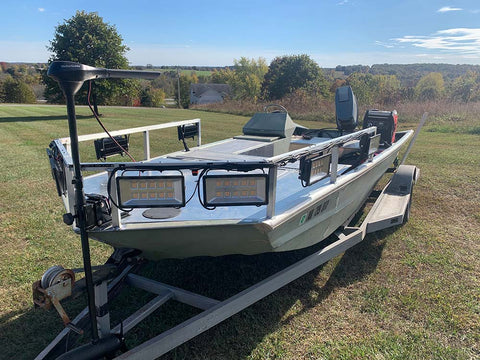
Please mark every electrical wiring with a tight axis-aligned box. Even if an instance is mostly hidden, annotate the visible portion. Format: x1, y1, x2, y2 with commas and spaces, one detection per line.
87, 80, 136, 162
196, 169, 216, 210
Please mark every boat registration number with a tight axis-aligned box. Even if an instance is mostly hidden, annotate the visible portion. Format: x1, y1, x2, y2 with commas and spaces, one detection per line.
299, 196, 336, 226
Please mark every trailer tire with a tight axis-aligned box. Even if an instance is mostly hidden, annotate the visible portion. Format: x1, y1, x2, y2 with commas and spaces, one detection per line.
403, 184, 413, 224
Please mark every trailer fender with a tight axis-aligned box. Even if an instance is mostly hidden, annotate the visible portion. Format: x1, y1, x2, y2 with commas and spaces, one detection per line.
385, 165, 419, 196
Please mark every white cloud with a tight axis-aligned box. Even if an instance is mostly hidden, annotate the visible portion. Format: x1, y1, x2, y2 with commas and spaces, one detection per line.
375, 40, 394, 48
337, 0, 348, 5
437, 6, 462, 13
38, 7, 45, 12
310, 51, 480, 66
394, 28, 480, 54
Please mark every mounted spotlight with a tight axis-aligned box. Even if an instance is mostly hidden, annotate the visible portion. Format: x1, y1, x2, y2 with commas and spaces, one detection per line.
117, 176, 185, 208
203, 174, 269, 207
300, 153, 331, 186
94, 135, 129, 160
177, 123, 199, 141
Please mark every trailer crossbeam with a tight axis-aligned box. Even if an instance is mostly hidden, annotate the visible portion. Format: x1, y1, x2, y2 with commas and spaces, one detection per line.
114, 228, 364, 359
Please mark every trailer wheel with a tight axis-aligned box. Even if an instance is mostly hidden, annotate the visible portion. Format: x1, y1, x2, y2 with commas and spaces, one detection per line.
403, 184, 413, 224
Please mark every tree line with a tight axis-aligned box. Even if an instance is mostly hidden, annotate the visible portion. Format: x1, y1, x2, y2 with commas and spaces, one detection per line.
1, 11, 479, 108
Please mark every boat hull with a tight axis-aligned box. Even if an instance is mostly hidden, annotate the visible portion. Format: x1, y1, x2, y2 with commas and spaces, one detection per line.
89, 136, 405, 260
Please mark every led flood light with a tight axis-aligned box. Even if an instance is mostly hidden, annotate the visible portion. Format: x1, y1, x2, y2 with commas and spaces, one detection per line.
203, 174, 268, 206
117, 176, 185, 208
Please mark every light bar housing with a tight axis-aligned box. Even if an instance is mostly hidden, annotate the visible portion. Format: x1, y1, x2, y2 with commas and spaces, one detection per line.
300, 153, 331, 186
203, 174, 269, 207
117, 176, 185, 208
177, 123, 199, 140
94, 135, 129, 160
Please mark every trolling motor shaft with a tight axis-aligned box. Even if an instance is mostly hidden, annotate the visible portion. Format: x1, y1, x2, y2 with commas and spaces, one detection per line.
46, 61, 161, 344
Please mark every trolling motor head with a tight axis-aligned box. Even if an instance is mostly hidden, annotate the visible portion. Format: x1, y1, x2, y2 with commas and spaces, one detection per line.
48, 61, 161, 96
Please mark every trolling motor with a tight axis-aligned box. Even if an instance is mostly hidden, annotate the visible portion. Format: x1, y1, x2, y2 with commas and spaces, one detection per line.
39, 61, 160, 358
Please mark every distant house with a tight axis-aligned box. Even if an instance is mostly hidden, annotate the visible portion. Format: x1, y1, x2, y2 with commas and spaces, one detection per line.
190, 84, 231, 105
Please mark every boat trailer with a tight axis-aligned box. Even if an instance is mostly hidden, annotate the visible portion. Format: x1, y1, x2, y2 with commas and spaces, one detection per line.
34, 62, 426, 359
34, 162, 419, 360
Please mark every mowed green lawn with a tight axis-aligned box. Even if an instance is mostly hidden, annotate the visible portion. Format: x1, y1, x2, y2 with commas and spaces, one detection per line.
0, 104, 478, 359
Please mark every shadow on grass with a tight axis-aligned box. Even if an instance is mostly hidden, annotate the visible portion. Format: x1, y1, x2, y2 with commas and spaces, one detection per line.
158, 231, 392, 360
0, 229, 391, 360
0, 115, 92, 123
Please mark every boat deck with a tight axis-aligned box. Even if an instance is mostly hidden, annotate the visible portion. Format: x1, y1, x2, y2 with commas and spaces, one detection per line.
83, 134, 358, 225
84, 156, 352, 225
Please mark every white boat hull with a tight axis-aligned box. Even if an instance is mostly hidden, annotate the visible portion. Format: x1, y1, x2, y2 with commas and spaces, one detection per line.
89, 132, 408, 260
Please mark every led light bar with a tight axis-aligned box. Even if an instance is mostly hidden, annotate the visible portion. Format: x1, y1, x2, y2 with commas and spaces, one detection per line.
117, 176, 185, 208
368, 133, 381, 155
203, 174, 269, 207
300, 153, 331, 186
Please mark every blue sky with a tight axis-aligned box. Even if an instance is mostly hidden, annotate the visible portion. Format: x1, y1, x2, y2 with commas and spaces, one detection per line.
2, 0, 480, 67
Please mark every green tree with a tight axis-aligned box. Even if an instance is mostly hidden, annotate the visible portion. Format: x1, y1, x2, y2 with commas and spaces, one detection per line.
261, 54, 329, 100
414, 72, 445, 101
346, 73, 377, 105
190, 72, 199, 84
44, 11, 136, 111
449, 71, 480, 102
375, 75, 401, 104
140, 86, 165, 107
0, 80, 5, 102
346, 73, 400, 105
197, 74, 210, 84
211, 68, 234, 84
151, 73, 176, 97
229, 57, 268, 102
2, 78, 36, 103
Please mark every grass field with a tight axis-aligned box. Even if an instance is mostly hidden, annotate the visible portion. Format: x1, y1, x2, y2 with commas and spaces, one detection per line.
0, 104, 478, 360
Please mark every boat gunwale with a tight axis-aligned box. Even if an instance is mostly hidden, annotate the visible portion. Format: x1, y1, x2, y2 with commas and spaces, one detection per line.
88, 130, 413, 234
60, 127, 381, 172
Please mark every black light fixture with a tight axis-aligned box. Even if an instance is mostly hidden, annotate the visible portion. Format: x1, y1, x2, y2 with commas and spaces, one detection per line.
300, 153, 331, 186
94, 135, 129, 160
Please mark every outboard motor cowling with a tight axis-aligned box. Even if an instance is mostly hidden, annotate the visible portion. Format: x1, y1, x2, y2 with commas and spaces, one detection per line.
363, 109, 398, 146
335, 86, 358, 132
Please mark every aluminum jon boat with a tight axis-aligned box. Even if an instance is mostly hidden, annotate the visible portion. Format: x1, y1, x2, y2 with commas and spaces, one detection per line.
33, 62, 421, 360
46, 63, 413, 261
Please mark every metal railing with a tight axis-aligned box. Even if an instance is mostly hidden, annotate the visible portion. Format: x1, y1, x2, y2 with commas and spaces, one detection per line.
59, 119, 201, 162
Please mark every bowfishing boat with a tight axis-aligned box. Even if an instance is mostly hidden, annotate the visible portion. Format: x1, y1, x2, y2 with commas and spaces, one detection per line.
46, 62, 413, 261
33, 61, 422, 360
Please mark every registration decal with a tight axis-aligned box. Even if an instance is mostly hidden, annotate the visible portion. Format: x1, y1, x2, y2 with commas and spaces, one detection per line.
298, 198, 333, 226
